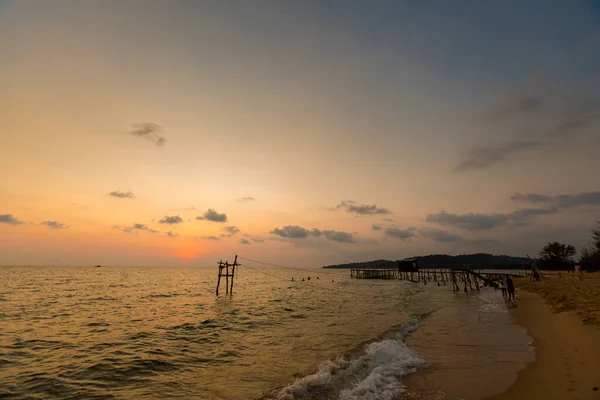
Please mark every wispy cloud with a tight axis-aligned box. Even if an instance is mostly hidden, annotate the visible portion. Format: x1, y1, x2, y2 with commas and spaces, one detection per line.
457, 81, 599, 172
336, 200, 391, 215
425, 207, 557, 231
223, 226, 240, 236
455, 141, 543, 172
159, 215, 183, 225
196, 209, 227, 222
251, 237, 264, 243
111, 223, 158, 234
372, 224, 382, 231
323, 230, 355, 243
109, 191, 135, 199
199, 235, 220, 240
129, 123, 166, 146
384, 227, 416, 240
418, 228, 463, 243
165, 231, 179, 238
0, 214, 24, 225
41, 221, 68, 230
237, 197, 255, 202
240, 238, 251, 245
511, 191, 600, 209
132, 223, 158, 233
270, 225, 318, 239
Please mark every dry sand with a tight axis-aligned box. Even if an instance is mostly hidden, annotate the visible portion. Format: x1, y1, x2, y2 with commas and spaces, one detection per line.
490, 272, 600, 400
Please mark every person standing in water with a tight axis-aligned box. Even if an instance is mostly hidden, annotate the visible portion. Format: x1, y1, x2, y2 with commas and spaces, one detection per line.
499, 279, 507, 301
506, 277, 515, 303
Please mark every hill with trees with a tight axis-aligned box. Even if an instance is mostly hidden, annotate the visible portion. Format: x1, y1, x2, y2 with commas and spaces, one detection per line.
322, 253, 528, 270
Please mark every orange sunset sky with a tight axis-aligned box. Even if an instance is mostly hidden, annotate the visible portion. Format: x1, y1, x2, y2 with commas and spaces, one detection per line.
1, 1, 599, 267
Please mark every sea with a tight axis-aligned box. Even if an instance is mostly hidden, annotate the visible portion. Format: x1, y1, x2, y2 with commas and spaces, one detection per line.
0, 265, 534, 400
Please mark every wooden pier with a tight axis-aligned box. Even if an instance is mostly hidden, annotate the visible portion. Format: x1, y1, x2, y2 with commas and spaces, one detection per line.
350, 266, 526, 292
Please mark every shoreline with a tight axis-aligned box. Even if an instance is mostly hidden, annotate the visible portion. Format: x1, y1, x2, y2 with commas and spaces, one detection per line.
488, 278, 600, 400
403, 274, 600, 400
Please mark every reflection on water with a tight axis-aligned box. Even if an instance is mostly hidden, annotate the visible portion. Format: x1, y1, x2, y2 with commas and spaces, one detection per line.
0, 266, 425, 399
0, 266, 531, 399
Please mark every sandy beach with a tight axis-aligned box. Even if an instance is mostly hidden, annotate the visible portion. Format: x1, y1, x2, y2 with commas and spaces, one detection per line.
404, 272, 600, 400
490, 272, 600, 400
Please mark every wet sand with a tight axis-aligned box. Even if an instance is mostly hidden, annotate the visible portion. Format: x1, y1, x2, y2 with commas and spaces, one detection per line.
490, 274, 600, 400
404, 273, 600, 400
403, 288, 534, 400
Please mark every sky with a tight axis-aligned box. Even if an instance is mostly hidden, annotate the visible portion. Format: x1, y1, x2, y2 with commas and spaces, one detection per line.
1, 0, 599, 267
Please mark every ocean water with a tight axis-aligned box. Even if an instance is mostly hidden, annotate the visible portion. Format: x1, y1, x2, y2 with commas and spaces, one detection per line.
0, 266, 532, 400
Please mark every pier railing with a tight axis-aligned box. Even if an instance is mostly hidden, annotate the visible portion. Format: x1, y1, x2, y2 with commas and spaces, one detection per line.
350, 267, 526, 292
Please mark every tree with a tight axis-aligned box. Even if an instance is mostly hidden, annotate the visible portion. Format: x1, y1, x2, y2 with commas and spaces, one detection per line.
539, 241, 576, 263
592, 221, 600, 252
579, 221, 600, 272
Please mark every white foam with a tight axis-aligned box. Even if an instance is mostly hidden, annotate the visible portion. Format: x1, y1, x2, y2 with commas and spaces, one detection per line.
274, 358, 349, 400
272, 320, 425, 400
339, 338, 425, 400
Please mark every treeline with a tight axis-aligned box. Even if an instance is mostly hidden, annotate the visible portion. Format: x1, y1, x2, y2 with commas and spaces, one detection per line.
539, 221, 600, 272
323, 253, 528, 270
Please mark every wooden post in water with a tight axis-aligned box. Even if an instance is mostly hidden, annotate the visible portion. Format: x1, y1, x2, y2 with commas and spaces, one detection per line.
229, 255, 238, 294
215, 255, 239, 296
216, 260, 223, 295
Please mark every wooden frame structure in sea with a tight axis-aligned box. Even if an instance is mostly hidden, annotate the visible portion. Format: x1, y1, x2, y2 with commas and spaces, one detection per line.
350, 259, 526, 292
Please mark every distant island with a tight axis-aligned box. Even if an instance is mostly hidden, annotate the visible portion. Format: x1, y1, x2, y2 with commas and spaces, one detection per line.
322, 253, 529, 270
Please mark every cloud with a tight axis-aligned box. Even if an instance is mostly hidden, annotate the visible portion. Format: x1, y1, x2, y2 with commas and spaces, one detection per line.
550, 98, 600, 138
270, 225, 310, 238
240, 238, 251, 245
511, 191, 600, 209
132, 223, 158, 233
109, 191, 135, 199
41, 221, 68, 229
111, 223, 158, 234
199, 235, 220, 240
426, 211, 508, 231
196, 209, 227, 222
0, 214, 24, 225
458, 84, 600, 172
223, 226, 240, 235
426, 207, 558, 231
455, 141, 544, 172
336, 200, 391, 215
418, 228, 463, 243
382, 218, 394, 222
384, 227, 416, 240
237, 197, 255, 202
490, 96, 543, 121
309, 228, 322, 237
372, 224, 382, 231
159, 215, 183, 224
251, 237, 264, 243
129, 123, 166, 146
165, 231, 178, 238
323, 230, 355, 243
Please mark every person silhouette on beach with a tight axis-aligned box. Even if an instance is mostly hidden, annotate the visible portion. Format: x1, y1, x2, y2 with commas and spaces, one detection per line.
506, 277, 515, 303
499, 279, 507, 301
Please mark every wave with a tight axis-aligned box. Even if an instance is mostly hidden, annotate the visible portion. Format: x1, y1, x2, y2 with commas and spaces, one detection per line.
267, 319, 425, 400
